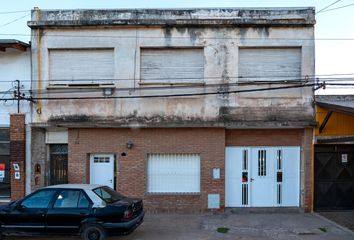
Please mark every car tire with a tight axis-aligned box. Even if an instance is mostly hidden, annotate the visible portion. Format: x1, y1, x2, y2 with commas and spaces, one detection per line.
81, 224, 106, 240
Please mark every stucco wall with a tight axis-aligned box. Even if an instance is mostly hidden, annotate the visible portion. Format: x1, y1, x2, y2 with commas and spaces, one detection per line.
0, 49, 31, 125
30, 25, 315, 128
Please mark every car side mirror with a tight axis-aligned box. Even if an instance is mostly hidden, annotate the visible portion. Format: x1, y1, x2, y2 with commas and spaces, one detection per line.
15, 203, 25, 211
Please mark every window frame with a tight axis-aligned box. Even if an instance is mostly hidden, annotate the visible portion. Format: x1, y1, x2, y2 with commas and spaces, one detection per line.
146, 153, 201, 195
19, 189, 58, 209
139, 47, 205, 86
51, 189, 93, 209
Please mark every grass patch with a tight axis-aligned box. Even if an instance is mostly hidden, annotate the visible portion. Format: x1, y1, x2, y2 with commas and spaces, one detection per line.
217, 227, 230, 234
318, 227, 327, 232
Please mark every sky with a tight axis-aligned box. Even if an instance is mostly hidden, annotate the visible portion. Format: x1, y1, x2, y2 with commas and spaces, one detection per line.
0, 0, 353, 94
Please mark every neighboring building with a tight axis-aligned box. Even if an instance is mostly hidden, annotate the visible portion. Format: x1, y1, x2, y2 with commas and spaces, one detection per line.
27, 8, 316, 212
0, 39, 31, 202
314, 95, 354, 210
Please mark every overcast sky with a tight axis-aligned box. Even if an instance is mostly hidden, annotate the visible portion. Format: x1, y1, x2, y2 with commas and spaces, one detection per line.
1, 0, 353, 94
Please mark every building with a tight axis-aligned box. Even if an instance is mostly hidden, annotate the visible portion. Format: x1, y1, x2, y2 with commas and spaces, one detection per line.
26, 8, 316, 212
314, 95, 354, 210
0, 39, 31, 202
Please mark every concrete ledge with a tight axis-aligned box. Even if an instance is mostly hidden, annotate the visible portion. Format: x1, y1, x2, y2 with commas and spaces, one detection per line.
28, 8, 315, 28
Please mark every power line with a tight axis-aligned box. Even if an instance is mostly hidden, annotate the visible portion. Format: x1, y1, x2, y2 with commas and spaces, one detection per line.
18, 83, 320, 100
0, 10, 29, 15
318, 3, 354, 13
2, 75, 354, 83
0, 13, 30, 28
2, 82, 353, 102
316, 0, 343, 14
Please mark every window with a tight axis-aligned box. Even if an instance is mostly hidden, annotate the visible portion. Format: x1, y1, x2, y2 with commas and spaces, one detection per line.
93, 186, 125, 204
21, 190, 57, 208
140, 48, 204, 85
53, 190, 90, 208
239, 48, 301, 81
147, 153, 200, 193
258, 150, 266, 176
49, 49, 114, 86
78, 192, 90, 208
0, 128, 9, 142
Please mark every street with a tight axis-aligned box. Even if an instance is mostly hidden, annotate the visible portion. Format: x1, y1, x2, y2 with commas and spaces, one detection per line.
7, 212, 354, 240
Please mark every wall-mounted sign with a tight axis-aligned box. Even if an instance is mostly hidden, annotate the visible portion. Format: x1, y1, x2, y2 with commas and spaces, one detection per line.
342, 154, 348, 164
0, 163, 5, 179
13, 163, 19, 171
15, 172, 20, 180
213, 168, 220, 179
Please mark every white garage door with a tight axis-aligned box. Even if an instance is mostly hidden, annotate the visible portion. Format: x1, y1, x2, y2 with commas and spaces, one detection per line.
225, 147, 300, 207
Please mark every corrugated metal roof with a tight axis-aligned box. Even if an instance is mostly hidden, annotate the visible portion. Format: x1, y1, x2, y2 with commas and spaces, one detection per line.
0, 39, 30, 51
316, 95, 354, 115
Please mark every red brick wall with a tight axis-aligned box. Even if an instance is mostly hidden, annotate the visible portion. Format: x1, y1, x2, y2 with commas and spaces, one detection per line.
68, 128, 225, 212
10, 114, 26, 200
226, 129, 303, 146
302, 128, 313, 212
226, 128, 313, 212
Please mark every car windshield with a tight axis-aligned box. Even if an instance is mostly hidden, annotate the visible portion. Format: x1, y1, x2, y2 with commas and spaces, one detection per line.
93, 186, 125, 203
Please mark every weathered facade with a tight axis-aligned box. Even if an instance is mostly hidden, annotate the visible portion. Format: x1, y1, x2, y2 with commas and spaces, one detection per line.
28, 8, 316, 212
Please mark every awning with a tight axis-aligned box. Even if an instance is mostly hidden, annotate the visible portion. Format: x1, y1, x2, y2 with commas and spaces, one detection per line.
0, 39, 30, 52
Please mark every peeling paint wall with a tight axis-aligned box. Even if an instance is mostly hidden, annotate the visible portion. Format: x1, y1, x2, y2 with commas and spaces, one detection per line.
29, 9, 315, 128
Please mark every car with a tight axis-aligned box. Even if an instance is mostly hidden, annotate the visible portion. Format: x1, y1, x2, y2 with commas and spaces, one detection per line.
0, 184, 144, 240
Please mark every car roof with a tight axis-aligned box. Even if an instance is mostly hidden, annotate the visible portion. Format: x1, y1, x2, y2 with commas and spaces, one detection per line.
44, 184, 105, 190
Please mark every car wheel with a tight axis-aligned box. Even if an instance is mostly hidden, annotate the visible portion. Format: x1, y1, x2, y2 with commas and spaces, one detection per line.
81, 224, 106, 240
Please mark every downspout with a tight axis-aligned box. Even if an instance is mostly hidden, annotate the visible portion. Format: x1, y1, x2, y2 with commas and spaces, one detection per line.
35, 7, 41, 115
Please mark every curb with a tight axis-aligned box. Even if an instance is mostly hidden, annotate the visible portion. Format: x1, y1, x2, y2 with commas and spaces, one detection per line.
313, 213, 354, 236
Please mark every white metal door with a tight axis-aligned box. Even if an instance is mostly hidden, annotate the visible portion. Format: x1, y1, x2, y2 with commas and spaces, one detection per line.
90, 154, 114, 189
250, 148, 276, 207
225, 147, 300, 207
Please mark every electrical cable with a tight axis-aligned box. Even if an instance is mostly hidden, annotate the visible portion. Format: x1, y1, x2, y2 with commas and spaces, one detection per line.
1, 83, 319, 101
316, 0, 343, 14
318, 3, 354, 13
0, 13, 31, 28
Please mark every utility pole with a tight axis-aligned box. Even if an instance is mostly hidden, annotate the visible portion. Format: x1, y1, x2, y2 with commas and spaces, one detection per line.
14, 80, 25, 113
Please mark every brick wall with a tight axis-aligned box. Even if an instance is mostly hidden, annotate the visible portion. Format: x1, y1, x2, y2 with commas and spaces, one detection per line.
226, 129, 303, 146
225, 128, 313, 212
68, 128, 225, 212
10, 114, 26, 200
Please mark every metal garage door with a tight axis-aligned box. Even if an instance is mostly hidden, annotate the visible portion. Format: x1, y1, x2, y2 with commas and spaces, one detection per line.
314, 145, 354, 210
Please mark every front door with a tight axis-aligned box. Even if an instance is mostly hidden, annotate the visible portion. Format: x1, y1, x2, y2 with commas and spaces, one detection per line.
250, 148, 276, 207
90, 154, 114, 189
225, 147, 300, 207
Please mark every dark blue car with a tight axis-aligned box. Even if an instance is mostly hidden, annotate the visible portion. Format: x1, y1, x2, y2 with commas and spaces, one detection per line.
0, 184, 144, 240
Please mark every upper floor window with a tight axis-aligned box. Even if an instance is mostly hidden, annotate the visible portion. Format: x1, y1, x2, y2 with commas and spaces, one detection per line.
140, 48, 204, 85
238, 47, 301, 82
49, 49, 114, 87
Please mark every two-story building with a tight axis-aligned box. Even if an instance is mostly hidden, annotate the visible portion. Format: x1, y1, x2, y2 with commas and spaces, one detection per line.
0, 39, 31, 202
27, 8, 316, 212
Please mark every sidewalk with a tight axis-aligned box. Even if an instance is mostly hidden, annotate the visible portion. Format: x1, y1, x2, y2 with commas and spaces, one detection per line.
119, 212, 354, 240
7, 211, 354, 240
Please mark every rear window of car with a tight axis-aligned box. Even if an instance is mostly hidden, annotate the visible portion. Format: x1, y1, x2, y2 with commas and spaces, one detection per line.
93, 186, 125, 204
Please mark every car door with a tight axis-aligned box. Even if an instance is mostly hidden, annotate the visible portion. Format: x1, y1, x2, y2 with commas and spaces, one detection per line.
46, 189, 92, 235
3, 189, 57, 234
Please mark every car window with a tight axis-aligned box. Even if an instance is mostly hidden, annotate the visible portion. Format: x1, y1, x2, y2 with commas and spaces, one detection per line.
54, 190, 80, 208
21, 190, 57, 208
78, 192, 90, 208
93, 186, 125, 204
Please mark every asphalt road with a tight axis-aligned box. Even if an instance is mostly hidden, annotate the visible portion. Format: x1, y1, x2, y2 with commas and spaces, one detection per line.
6, 212, 354, 240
